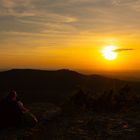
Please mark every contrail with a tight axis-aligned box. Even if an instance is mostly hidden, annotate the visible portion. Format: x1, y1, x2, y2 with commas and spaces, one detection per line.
114, 48, 134, 52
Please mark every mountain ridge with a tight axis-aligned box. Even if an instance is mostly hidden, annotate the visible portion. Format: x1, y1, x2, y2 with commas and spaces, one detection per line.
0, 69, 139, 103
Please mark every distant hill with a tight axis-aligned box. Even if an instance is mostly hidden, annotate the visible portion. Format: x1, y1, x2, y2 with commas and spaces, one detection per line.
0, 69, 85, 91
0, 69, 139, 103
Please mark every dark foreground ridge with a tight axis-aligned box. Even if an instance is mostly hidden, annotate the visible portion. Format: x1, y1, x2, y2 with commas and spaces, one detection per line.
0, 88, 140, 140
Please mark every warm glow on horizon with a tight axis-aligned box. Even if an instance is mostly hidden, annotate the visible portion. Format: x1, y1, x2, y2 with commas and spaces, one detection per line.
102, 46, 118, 61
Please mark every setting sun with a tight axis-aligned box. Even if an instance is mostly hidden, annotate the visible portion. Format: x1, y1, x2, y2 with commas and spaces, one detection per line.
102, 46, 118, 61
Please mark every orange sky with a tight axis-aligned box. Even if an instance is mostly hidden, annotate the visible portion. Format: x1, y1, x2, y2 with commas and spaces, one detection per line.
0, 0, 140, 73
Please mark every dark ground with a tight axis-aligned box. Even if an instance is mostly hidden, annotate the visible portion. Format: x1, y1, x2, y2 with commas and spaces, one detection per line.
0, 99, 140, 140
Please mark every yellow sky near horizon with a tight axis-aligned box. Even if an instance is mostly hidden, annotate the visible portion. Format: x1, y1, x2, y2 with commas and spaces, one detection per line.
0, 35, 139, 72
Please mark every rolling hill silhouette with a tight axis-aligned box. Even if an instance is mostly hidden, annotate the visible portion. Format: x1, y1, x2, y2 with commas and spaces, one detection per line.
0, 69, 139, 104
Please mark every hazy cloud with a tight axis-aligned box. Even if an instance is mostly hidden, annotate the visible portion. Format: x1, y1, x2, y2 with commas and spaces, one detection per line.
0, 0, 140, 47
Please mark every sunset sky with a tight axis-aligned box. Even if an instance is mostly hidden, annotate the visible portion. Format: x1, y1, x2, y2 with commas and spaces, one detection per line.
0, 0, 140, 73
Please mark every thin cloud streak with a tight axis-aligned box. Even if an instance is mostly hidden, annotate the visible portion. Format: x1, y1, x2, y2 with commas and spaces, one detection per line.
114, 48, 135, 52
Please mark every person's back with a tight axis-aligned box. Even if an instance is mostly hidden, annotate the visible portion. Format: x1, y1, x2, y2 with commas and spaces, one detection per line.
0, 90, 38, 129
0, 91, 22, 129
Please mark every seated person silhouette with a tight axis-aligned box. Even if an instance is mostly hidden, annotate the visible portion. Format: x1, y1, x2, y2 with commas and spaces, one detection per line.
0, 90, 37, 129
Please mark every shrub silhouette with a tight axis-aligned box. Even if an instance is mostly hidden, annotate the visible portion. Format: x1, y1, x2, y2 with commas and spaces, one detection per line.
64, 85, 138, 113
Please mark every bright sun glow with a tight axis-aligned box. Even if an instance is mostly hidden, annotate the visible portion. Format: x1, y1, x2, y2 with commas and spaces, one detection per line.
102, 46, 118, 60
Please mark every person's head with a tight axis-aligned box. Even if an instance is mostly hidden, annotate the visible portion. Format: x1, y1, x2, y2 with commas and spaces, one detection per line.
7, 90, 17, 101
